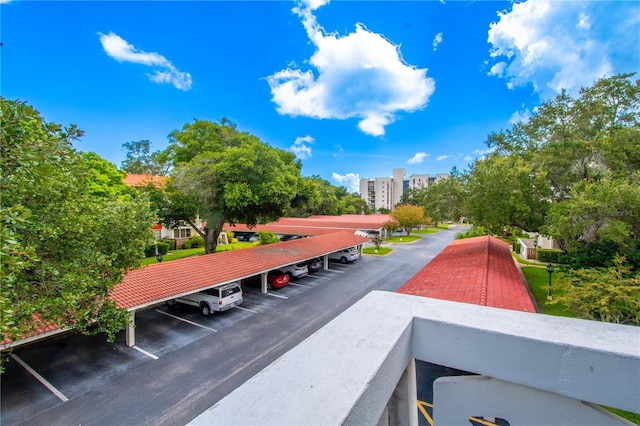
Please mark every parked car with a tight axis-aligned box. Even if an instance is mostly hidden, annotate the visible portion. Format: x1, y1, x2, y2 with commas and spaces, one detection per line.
279, 234, 302, 242
167, 282, 243, 316
243, 270, 290, 289
278, 263, 309, 279
234, 231, 259, 242
305, 257, 322, 273
329, 247, 360, 264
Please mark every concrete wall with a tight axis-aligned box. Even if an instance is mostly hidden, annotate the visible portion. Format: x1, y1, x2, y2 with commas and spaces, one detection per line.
190, 291, 639, 425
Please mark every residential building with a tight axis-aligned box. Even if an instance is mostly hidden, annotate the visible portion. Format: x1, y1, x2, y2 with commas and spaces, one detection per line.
360, 168, 450, 211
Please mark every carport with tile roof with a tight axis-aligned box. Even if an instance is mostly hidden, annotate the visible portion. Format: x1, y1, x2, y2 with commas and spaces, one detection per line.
111, 231, 369, 346
397, 235, 536, 313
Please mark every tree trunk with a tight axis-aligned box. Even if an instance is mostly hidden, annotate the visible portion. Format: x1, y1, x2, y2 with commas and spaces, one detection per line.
204, 221, 224, 254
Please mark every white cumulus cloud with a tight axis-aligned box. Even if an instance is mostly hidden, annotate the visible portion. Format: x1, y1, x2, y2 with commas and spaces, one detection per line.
267, 1, 435, 137
432, 32, 443, 51
290, 135, 315, 160
436, 155, 450, 161
407, 152, 429, 165
487, 0, 639, 97
99, 32, 192, 91
509, 105, 532, 124
332, 172, 360, 193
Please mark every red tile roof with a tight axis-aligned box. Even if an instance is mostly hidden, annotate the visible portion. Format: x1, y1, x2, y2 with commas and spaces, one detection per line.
111, 231, 369, 310
397, 236, 536, 313
224, 214, 392, 236
123, 174, 167, 188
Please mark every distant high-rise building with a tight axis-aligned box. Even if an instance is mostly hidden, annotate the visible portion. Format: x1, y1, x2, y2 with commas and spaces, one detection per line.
359, 168, 449, 212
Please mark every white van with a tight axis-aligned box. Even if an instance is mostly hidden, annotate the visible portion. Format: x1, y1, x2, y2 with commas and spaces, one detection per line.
168, 282, 243, 316
329, 247, 360, 264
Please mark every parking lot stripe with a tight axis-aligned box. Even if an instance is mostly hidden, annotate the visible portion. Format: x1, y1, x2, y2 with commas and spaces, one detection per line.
10, 354, 69, 402
324, 269, 345, 273
235, 305, 258, 314
266, 292, 288, 300
154, 309, 218, 332
307, 275, 332, 281
287, 282, 311, 288
132, 345, 159, 360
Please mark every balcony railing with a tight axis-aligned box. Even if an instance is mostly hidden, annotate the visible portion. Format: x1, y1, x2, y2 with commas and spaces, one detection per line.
189, 291, 640, 425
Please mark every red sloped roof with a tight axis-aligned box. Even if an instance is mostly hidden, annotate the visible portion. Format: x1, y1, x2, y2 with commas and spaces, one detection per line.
123, 174, 167, 188
224, 214, 392, 236
398, 236, 536, 313
111, 231, 369, 310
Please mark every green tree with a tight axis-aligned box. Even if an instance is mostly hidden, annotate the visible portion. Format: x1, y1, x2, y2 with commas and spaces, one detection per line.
121, 139, 171, 176
390, 205, 424, 236
420, 176, 464, 225
555, 256, 640, 325
1, 99, 155, 344
338, 193, 371, 215
79, 152, 130, 198
167, 119, 302, 254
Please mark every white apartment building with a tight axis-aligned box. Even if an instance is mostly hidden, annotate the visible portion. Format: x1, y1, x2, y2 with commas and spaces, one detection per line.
360, 168, 449, 211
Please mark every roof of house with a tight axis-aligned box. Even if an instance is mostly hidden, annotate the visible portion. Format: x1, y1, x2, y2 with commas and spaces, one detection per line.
111, 231, 369, 310
397, 236, 536, 313
123, 174, 167, 188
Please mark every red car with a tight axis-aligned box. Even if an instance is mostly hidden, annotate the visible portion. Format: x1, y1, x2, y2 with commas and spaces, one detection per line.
243, 270, 290, 289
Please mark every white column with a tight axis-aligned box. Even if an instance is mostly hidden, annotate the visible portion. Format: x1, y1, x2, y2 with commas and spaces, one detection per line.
385, 358, 418, 426
261, 273, 268, 294
126, 311, 135, 347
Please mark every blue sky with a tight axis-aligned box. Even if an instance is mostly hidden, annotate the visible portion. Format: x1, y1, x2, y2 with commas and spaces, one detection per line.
2, 0, 638, 192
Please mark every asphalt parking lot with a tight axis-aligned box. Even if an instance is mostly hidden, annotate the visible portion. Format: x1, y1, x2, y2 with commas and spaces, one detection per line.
1, 228, 464, 425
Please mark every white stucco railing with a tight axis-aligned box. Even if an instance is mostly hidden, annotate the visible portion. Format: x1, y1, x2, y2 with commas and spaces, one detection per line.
189, 291, 640, 426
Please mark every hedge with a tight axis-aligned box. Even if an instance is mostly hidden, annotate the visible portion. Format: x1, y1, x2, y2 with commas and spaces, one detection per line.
144, 241, 170, 257
536, 248, 564, 263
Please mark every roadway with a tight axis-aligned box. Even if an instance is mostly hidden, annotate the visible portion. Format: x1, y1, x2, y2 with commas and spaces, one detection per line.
1, 226, 465, 426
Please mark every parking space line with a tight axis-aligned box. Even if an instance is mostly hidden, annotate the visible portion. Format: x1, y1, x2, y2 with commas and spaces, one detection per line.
307, 275, 332, 281
235, 305, 258, 314
324, 268, 345, 273
154, 309, 218, 332
10, 354, 69, 402
287, 282, 311, 288
132, 345, 159, 360
266, 292, 288, 300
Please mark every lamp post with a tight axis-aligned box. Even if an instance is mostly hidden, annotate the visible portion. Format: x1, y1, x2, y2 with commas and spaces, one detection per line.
155, 241, 163, 263
546, 263, 554, 301
533, 234, 538, 260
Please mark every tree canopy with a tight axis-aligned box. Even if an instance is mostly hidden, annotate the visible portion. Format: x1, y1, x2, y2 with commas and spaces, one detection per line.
164, 119, 303, 253
390, 205, 424, 236
1, 98, 155, 344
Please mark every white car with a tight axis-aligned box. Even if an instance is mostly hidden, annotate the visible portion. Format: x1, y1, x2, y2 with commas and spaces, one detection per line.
278, 263, 309, 279
329, 247, 360, 264
168, 282, 243, 316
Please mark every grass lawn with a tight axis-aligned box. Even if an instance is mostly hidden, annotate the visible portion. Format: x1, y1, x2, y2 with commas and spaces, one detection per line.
521, 266, 574, 318
511, 252, 546, 266
141, 241, 257, 265
363, 247, 393, 255
413, 228, 439, 235
384, 235, 422, 243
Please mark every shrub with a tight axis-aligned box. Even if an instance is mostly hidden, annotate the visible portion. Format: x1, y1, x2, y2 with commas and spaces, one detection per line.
161, 239, 176, 250
144, 241, 169, 257
257, 231, 280, 245
537, 249, 563, 263
189, 235, 205, 248
455, 226, 489, 240
231, 238, 239, 243
182, 239, 193, 249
